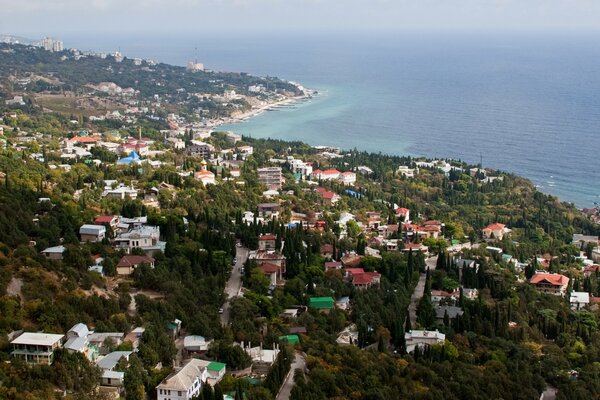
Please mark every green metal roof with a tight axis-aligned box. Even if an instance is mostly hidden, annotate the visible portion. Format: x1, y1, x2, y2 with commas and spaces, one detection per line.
278, 335, 300, 345
309, 296, 334, 309
208, 361, 226, 372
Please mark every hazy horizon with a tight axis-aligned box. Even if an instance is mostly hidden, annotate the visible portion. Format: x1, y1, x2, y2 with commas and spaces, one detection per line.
2, 0, 600, 38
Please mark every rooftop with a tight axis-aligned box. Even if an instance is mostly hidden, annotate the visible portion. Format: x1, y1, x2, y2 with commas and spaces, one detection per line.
11, 332, 64, 346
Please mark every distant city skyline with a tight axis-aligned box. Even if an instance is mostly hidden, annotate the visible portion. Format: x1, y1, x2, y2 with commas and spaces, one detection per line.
1, 0, 600, 37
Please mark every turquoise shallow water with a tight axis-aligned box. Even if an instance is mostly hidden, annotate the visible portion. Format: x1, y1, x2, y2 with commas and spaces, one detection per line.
65, 32, 600, 207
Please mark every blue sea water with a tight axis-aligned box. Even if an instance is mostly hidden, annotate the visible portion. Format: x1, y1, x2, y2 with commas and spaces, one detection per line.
64, 32, 600, 207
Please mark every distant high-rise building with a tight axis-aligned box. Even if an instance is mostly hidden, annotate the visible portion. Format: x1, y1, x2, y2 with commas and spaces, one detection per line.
258, 167, 283, 190
41, 37, 64, 52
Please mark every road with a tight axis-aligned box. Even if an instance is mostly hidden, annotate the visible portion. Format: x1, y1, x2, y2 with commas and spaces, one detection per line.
408, 255, 438, 326
276, 352, 306, 400
220, 246, 249, 326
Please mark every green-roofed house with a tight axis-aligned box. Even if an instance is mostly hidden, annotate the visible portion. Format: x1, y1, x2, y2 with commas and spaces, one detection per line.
309, 297, 335, 313
279, 335, 300, 345
206, 361, 226, 385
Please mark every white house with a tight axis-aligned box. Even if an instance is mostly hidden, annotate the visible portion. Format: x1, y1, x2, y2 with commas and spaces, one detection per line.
156, 358, 209, 400
11, 332, 65, 365
570, 291, 590, 310
405, 330, 446, 353
339, 171, 357, 185
79, 224, 107, 242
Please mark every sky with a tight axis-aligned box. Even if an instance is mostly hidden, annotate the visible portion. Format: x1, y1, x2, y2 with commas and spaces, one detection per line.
1, 0, 600, 37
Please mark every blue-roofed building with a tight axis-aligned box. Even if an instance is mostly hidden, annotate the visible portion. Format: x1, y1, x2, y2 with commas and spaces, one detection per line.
117, 151, 142, 165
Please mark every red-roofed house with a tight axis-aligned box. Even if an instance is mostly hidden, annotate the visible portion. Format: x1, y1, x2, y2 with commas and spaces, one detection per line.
314, 169, 341, 181
94, 215, 120, 230
320, 244, 334, 259
483, 223, 511, 241
352, 272, 381, 289
530, 273, 570, 296
402, 242, 429, 255
259, 262, 285, 286
258, 234, 277, 251
395, 208, 410, 223
340, 171, 356, 185
319, 190, 340, 205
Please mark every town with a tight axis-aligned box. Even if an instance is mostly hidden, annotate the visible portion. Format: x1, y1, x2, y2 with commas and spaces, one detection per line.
0, 40, 599, 400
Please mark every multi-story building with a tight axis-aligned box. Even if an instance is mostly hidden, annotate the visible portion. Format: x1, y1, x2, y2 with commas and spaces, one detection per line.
11, 332, 64, 365
258, 167, 282, 190
156, 359, 209, 400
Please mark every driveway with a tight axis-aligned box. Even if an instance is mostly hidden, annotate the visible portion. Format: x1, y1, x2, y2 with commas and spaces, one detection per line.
220, 246, 249, 326
276, 352, 306, 400
408, 255, 437, 326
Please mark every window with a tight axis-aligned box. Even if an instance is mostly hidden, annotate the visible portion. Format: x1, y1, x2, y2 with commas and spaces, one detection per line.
178, 391, 182, 396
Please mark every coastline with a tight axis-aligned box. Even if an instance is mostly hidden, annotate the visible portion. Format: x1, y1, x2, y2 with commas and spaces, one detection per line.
210, 86, 315, 132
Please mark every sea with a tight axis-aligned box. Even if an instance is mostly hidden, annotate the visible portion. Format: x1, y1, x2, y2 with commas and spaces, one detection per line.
63, 32, 600, 208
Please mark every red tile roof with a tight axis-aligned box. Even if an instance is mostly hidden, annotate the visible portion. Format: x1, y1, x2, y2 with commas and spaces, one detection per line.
259, 262, 281, 274
95, 215, 116, 224
530, 273, 569, 286
484, 223, 506, 231
259, 234, 277, 241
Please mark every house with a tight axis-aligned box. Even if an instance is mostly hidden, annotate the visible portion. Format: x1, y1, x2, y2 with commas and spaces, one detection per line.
64, 323, 97, 361
156, 358, 209, 400
96, 351, 132, 388
259, 262, 285, 286
309, 297, 335, 313
194, 170, 216, 186
325, 261, 342, 271
351, 271, 381, 289
341, 254, 363, 268
482, 223, 511, 241
258, 234, 277, 251
168, 319, 182, 339
402, 243, 429, 255
336, 325, 359, 346
572, 234, 599, 247
462, 288, 479, 301
405, 330, 445, 353
41, 245, 65, 260
530, 273, 570, 296
95, 215, 120, 230
344, 268, 381, 289
79, 224, 107, 242
204, 361, 226, 386
114, 226, 162, 255
103, 184, 138, 200
335, 296, 351, 310
313, 169, 340, 181
11, 332, 64, 365
183, 335, 211, 353
570, 291, 590, 310
116, 255, 155, 275
320, 244, 334, 259
319, 189, 340, 205
431, 290, 459, 305
87, 332, 125, 355
339, 171, 357, 185
258, 167, 283, 190
583, 265, 600, 277
395, 207, 410, 223
258, 203, 280, 219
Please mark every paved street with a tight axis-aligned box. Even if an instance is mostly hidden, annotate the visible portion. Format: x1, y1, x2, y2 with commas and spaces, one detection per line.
408, 255, 437, 326
276, 352, 306, 400
220, 246, 249, 326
